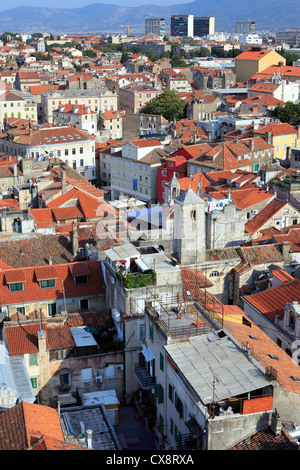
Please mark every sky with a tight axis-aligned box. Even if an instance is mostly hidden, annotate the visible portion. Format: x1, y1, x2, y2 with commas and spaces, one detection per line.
1, 0, 192, 9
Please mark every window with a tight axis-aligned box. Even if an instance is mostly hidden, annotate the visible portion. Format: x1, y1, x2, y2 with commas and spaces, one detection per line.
289, 311, 296, 330
175, 392, 183, 418
159, 415, 164, 434
72, 148, 76, 155
10, 282, 23, 292
82, 368, 92, 383
75, 275, 88, 284
170, 417, 174, 435
80, 147, 83, 154
65, 149, 68, 156
29, 354, 38, 366
59, 373, 70, 390
48, 303, 56, 316
169, 384, 174, 402
160, 353, 164, 371
40, 279, 56, 288
80, 298, 89, 310
137, 323, 145, 341
156, 384, 164, 404
209, 271, 219, 278
31, 377, 38, 389
149, 323, 154, 341
17, 306, 25, 314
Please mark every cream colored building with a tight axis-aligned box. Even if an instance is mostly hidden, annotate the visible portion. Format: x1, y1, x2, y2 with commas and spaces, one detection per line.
41, 88, 118, 124
235, 47, 286, 83
0, 90, 38, 129
110, 138, 164, 204
0, 125, 97, 182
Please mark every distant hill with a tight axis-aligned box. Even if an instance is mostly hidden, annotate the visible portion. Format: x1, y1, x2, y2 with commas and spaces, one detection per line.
0, 1, 299, 34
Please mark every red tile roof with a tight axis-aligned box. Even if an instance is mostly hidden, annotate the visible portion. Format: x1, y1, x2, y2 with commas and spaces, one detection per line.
253, 122, 297, 137
0, 259, 104, 307
245, 199, 288, 234
235, 48, 275, 61
0, 401, 65, 450
243, 278, 300, 321
224, 313, 300, 395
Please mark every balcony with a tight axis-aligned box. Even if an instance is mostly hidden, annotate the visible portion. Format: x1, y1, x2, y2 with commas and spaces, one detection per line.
134, 363, 156, 389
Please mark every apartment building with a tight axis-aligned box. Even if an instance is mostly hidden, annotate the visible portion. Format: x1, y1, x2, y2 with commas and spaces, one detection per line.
235, 20, 255, 34
253, 122, 300, 160
52, 104, 98, 134
235, 47, 286, 83
110, 138, 164, 204
41, 88, 118, 124
0, 125, 97, 182
119, 83, 161, 114
145, 18, 165, 37
98, 110, 125, 140
0, 90, 38, 128
275, 27, 300, 46
193, 17, 215, 37
170, 15, 194, 38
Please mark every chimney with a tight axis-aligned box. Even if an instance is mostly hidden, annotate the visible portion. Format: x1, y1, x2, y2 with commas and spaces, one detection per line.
61, 168, 67, 194
265, 130, 272, 144
270, 409, 282, 436
86, 429, 93, 449
72, 222, 79, 256
48, 255, 53, 265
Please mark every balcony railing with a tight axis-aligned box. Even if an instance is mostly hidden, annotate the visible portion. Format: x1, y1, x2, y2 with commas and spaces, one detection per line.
177, 433, 203, 451
134, 363, 156, 389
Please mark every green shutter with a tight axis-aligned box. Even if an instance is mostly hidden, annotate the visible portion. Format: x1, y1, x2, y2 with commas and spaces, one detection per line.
149, 324, 153, 341
170, 417, 174, 435
160, 352, 164, 371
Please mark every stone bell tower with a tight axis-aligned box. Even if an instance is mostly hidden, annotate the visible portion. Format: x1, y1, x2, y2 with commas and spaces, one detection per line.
173, 187, 206, 265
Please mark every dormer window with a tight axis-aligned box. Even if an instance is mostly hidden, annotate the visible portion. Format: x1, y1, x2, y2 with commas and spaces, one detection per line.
40, 279, 56, 289
5, 269, 26, 292
10, 282, 24, 292
289, 311, 296, 330
74, 275, 88, 285
35, 266, 58, 290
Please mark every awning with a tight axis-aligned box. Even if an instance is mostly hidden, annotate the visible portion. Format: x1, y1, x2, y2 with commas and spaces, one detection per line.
142, 345, 155, 362
135, 258, 151, 272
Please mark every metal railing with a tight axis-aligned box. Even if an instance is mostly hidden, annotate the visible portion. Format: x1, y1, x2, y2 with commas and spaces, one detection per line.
134, 363, 156, 389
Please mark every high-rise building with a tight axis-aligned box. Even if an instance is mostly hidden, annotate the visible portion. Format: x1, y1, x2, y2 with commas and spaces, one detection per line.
275, 27, 300, 46
235, 20, 255, 34
193, 17, 215, 37
170, 15, 194, 37
145, 18, 165, 37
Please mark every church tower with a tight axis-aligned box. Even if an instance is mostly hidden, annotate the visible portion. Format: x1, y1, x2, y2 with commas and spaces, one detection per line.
173, 187, 206, 265
163, 172, 180, 206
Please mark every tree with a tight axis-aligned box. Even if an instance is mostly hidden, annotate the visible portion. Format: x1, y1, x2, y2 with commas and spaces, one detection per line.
170, 55, 188, 68
120, 51, 129, 63
272, 101, 300, 126
141, 90, 187, 121
279, 50, 300, 66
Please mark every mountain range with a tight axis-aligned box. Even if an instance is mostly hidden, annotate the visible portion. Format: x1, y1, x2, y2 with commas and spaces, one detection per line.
0, 1, 299, 34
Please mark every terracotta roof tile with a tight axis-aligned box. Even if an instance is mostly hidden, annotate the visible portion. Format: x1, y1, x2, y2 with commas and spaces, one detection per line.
245, 199, 287, 234
224, 312, 300, 394
0, 401, 64, 450
0, 259, 104, 308
243, 278, 300, 321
